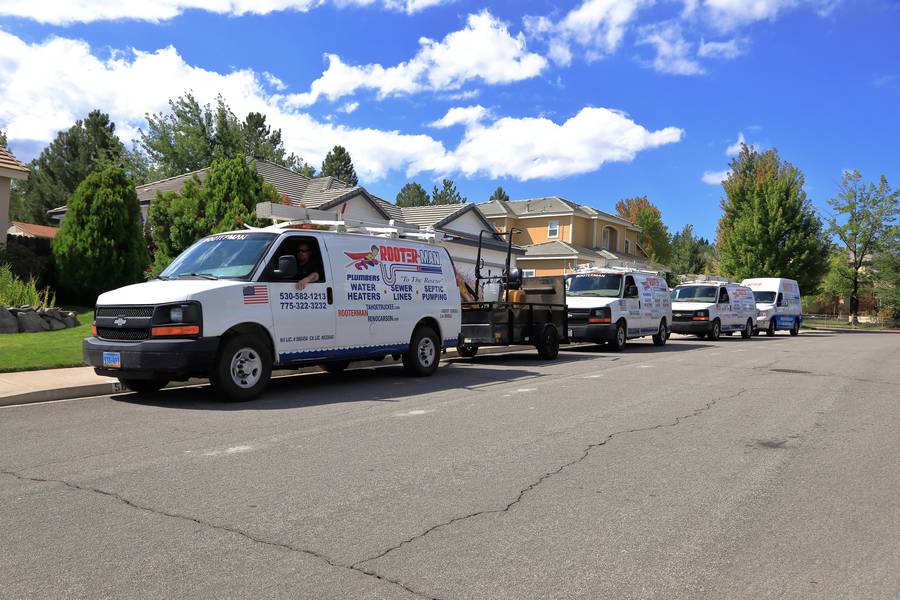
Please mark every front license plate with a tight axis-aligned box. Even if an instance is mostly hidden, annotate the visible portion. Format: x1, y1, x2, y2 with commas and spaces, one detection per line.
102, 352, 121, 369
568, 328, 573, 338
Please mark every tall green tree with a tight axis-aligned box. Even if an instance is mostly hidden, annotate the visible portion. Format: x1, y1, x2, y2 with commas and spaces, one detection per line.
148, 155, 277, 273
826, 170, 898, 323
12, 110, 129, 224
716, 144, 829, 291
489, 186, 510, 202
240, 111, 313, 175
0, 129, 7, 147
395, 182, 430, 207
51, 166, 147, 303
615, 196, 672, 263
431, 179, 466, 205
873, 229, 900, 320
669, 224, 713, 277
320, 145, 358, 186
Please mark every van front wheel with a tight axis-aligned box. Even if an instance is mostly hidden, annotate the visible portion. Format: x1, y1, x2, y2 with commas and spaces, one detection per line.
403, 325, 440, 376
708, 319, 721, 341
211, 334, 272, 402
610, 320, 627, 352
790, 319, 800, 336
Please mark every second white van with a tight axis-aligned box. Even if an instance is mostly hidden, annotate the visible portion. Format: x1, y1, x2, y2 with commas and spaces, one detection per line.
670, 281, 757, 340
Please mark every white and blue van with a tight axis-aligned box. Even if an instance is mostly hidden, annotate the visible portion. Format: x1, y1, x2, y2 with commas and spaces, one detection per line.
741, 278, 802, 336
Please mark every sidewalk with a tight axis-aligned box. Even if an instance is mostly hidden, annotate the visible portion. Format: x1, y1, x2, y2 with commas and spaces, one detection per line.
0, 345, 531, 408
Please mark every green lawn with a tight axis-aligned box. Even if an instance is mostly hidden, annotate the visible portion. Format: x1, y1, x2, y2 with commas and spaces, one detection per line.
802, 318, 884, 330
0, 308, 94, 372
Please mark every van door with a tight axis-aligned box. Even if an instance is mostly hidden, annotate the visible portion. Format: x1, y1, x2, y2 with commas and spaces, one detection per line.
263, 234, 337, 364
622, 275, 642, 336
717, 286, 734, 330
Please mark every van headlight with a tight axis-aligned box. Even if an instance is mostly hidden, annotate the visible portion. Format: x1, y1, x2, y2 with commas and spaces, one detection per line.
169, 306, 183, 323
758, 310, 768, 318
692, 310, 709, 321
588, 307, 612, 324
152, 302, 202, 337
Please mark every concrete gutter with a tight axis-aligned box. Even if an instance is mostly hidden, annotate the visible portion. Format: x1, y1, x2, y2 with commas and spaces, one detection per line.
0, 345, 538, 408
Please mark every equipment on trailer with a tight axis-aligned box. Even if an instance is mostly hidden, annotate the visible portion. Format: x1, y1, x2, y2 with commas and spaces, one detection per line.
457, 230, 568, 360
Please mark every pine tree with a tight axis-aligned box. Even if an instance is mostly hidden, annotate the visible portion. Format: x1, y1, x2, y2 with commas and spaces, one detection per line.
614, 196, 672, 263
148, 155, 277, 273
396, 182, 430, 207
431, 179, 466, 205
489, 186, 510, 202
320, 145, 358, 186
13, 110, 126, 224
51, 166, 147, 303
716, 145, 829, 291
0, 129, 7, 147
669, 224, 713, 277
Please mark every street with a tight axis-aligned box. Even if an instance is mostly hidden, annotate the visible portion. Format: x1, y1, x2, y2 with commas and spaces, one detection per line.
1, 331, 898, 599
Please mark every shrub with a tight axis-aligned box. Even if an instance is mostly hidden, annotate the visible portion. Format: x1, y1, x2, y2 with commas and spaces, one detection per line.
52, 166, 148, 304
0, 264, 55, 308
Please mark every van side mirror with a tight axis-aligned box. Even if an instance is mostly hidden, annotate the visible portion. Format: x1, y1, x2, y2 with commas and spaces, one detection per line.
274, 255, 298, 279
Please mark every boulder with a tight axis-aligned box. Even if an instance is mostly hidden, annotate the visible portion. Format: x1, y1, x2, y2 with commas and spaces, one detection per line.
43, 316, 67, 330
0, 308, 18, 334
63, 316, 77, 328
17, 311, 50, 333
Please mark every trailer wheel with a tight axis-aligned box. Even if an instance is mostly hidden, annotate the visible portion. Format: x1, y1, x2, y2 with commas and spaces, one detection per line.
456, 343, 479, 358
652, 319, 668, 346
403, 325, 440, 376
119, 378, 169, 394
610, 320, 627, 352
766, 319, 776, 336
210, 334, 272, 402
535, 325, 560, 360
741, 319, 753, 339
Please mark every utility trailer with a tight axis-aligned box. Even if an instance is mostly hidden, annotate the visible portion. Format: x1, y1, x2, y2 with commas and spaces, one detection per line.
456, 230, 568, 360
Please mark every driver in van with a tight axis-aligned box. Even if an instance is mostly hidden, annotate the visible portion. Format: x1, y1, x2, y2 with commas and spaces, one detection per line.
294, 240, 321, 290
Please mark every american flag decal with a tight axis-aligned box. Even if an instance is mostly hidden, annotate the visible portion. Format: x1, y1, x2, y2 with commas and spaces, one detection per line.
243, 285, 269, 305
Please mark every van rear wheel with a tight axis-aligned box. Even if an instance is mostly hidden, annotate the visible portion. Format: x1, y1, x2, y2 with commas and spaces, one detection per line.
210, 334, 272, 402
741, 319, 753, 339
766, 319, 776, 336
790, 319, 800, 336
403, 325, 440, 376
652, 319, 668, 346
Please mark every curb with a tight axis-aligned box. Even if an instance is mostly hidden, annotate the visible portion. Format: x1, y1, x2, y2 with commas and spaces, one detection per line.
0, 344, 537, 408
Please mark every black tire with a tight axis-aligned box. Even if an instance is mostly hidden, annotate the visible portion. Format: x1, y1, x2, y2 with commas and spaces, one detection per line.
766, 319, 776, 337
708, 319, 721, 341
210, 334, 272, 402
119, 378, 169, 394
403, 325, 440, 376
535, 325, 560, 360
790, 318, 800, 336
321, 360, 349, 374
610, 320, 627, 352
456, 343, 479, 358
741, 319, 753, 339
652, 319, 668, 346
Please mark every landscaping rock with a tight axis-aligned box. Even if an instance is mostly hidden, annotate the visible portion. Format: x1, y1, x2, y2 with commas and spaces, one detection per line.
0, 308, 18, 334
43, 315, 67, 330
63, 315, 77, 328
17, 311, 50, 333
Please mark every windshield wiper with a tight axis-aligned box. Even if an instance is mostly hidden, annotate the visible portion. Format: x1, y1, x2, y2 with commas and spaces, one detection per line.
174, 273, 219, 280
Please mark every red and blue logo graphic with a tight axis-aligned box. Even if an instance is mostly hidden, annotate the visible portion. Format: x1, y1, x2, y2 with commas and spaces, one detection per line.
345, 244, 442, 284
345, 245, 380, 270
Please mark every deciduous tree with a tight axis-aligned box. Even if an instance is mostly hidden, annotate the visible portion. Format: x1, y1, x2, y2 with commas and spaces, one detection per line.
615, 196, 672, 263
51, 166, 147, 303
716, 145, 829, 291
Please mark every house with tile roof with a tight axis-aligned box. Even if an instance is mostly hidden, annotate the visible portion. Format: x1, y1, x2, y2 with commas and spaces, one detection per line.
0, 145, 30, 248
7, 221, 59, 239
478, 196, 659, 276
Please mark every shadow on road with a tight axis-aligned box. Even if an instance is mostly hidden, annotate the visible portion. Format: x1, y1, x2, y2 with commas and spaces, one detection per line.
112, 360, 550, 411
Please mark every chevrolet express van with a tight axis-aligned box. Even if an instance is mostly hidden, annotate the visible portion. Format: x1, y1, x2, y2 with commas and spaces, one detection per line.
741, 277, 802, 336
670, 281, 757, 340
84, 227, 461, 401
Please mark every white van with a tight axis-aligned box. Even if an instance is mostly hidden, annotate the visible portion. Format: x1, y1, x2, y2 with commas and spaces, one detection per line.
670, 281, 757, 340
741, 277, 802, 336
566, 267, 672, 351
84, 226, 461, 401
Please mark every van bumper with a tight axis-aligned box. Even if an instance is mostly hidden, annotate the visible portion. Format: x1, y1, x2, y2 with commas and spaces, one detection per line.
670, 321, 711, 335
83, 336, 220, 380
568, 323, 617, 342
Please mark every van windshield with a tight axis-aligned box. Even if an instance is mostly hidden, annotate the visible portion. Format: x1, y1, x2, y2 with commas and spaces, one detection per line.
568, 274, 622, 297
752, 291, 777, 303
672, 286, 717, 302
160, 233, 277, 280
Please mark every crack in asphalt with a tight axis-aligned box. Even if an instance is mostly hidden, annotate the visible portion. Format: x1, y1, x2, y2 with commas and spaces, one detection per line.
0, 469, 442, 600
351, 387, 749, 570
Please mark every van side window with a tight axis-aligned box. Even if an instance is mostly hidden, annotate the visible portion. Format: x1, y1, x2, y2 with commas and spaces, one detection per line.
719, 288, 730, 303
624, 276, 638, 298
264, 236, 326, 283
776, 292, 783, 306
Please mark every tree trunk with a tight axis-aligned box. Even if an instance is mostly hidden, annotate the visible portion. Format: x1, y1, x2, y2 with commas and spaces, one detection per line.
850, 272, 860, 326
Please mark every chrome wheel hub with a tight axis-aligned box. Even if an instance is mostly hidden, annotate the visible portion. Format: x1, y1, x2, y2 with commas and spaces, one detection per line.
418, 338, 436, 367
230, 347, 262, 389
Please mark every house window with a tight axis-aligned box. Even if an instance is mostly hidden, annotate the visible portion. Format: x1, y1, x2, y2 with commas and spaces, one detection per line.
602, 228, 610, 250
548, 220, 559, 238
522, 269, 536, 278
624, 240, 630, 255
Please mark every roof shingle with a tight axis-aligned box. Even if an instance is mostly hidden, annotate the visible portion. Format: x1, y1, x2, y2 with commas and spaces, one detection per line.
0, 146, 29, 178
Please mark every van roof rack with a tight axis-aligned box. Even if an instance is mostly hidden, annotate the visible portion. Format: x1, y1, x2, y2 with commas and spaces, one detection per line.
680, 278, 738, 285
253, 202, 443, 243
573, 264, 663, 276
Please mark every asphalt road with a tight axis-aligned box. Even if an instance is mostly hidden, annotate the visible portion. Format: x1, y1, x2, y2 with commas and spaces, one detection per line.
2, 330, 898, 599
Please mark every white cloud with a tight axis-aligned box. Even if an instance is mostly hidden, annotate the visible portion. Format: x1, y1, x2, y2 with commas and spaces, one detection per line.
725, 132, 745, 155
689, 0, 841, 31
286, 11, 546, 107
525, 0, 650, 65
0, 0, 451, 24
444, 107, 684, 180
338, 101, 359, 114
429, 105, 490, 129
0, 30, 682, 183
636, 21, 705, 76
702, 169, 729, 184
698, 37, 749, 59
441, 89, 480, 101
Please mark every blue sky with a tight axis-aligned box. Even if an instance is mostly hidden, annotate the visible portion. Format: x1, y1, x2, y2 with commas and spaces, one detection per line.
1, 0, 898, 239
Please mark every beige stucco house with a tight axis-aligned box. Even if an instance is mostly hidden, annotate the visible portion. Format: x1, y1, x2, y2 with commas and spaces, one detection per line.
0, 146, 30, 248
